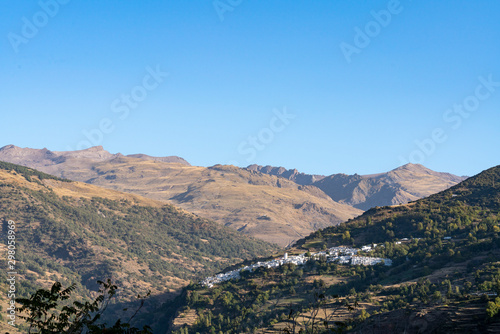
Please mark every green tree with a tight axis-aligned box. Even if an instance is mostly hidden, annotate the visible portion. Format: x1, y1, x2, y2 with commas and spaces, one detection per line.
487, 297, 500, 318
18, 280, 151, 334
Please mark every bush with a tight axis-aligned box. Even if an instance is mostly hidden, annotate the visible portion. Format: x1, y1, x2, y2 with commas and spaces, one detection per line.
18, 280, 152, 333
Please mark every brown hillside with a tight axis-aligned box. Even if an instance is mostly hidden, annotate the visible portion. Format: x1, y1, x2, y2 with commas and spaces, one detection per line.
0, 166, 277, 302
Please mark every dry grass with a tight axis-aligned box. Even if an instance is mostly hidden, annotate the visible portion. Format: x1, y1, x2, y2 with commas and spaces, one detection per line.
35, 158, 362, 246
171, 309, 198, 331
0, 169, 220, 298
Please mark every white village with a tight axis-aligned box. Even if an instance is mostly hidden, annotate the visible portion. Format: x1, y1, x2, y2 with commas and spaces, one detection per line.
201, 245, 392, 288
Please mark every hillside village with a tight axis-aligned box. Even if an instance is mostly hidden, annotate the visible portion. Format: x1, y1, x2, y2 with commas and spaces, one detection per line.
201, 245, 392, 288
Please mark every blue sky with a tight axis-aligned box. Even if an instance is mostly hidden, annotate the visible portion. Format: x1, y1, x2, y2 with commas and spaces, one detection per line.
1, 0, 499, 176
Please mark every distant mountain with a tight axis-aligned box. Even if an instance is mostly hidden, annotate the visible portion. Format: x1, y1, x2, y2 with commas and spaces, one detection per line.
0, 144, 190, 168
167, 165, 500, 333
246, 163, 466, 211
312, 163, 467, 210
0, 145, 362, 246
246, 164, 326, 185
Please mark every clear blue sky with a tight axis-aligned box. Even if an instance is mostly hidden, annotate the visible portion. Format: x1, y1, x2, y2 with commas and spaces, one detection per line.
1, 0, 499, 177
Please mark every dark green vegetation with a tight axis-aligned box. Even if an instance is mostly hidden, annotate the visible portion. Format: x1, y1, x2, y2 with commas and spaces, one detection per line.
18, 279, 151, 333
302, 165, 500, 281
170, 166, 500, 333
171, 262, 372, 333
0, 160, 70, 183
0, 162, 277, 332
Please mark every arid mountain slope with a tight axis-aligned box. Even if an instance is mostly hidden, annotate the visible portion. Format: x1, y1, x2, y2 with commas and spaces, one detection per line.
0, 145, 362, 246
0, 161, 276, 307
312, 163, 466, 210
80, 161, 363, 246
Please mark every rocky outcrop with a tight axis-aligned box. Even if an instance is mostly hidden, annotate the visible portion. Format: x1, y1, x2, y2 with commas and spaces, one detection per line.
246, 164, 325, 185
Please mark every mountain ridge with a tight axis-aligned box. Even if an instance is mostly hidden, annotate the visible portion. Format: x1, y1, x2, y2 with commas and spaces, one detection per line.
246, 164, 326, 185
312, 163, 466, 210
246, 161, 467, 211
0, 144, 191, 167
0, 145, 362, 246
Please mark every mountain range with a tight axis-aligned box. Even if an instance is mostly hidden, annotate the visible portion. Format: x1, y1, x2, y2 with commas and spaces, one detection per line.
0, 145, 466, 246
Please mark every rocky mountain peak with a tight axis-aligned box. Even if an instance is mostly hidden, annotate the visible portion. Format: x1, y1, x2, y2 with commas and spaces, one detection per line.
0, 144, 17, 151
55, 146, 114, 162
245, 164, 325, 185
